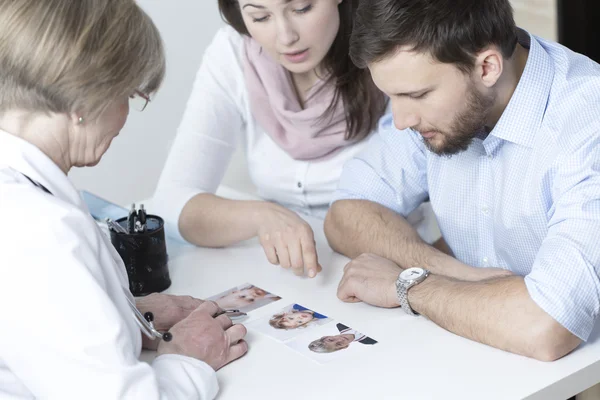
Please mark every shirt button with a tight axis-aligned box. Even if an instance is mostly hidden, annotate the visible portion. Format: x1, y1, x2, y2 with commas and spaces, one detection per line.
487, 154, 493, 160
481, 206, 489, 214
483, 257, 489, 265
297, 182, 302, 188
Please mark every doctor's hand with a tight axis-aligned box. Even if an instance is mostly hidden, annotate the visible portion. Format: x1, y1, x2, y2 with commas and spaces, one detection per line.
254, 202, 322, 278
337, 253, 402, 308
137, 293, 204, 350
136, 293, 204, 330
157, 301, 248, 371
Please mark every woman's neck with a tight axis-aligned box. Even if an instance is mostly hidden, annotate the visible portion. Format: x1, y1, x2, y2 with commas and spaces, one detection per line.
0, 111, 73, 174
291, 67, 323, 108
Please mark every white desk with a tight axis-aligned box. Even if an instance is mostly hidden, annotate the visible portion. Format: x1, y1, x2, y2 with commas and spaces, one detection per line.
141, 188, 600, 400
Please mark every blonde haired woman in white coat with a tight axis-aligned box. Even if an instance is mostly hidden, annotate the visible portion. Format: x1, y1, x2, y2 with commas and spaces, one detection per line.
0, 1, 246, 398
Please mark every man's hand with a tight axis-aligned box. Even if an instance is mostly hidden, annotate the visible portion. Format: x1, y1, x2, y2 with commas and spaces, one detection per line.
136, 293, 204, 350
337, 253, 402, 308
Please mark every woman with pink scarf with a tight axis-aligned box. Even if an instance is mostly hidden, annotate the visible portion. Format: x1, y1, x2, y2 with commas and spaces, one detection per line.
154, 0, 440, 278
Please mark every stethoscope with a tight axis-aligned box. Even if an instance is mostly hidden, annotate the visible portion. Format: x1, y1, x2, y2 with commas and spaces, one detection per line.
123, 289, 173, 342
21, 172, 247, 343
122, 293, 247, 342
19, 172, 175, 341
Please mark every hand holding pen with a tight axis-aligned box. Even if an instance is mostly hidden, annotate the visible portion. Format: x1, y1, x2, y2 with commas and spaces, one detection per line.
157, 301, 248, 371
217, 309, 247, 319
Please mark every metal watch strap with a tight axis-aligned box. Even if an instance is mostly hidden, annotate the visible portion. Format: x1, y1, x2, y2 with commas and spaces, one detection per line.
396, 276, 418, 316
396, 269, 430, 316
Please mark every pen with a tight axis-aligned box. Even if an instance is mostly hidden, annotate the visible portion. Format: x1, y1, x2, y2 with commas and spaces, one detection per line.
106, 218, 128, 234
138, 204, 147, 233
217, 309, 247, 318
128, 203, 136, 234
107, 218, 139, 248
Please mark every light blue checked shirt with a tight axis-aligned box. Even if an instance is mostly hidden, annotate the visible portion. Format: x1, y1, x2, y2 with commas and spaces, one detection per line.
332, 31, 600, 340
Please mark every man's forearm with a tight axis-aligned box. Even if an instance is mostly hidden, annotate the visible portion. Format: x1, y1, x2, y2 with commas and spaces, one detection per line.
325, 199, 423, 261
325, 200, 507, 281
409, 274, 581, 361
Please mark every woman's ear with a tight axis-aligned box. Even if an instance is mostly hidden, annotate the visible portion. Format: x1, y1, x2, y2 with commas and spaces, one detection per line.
69, 112, 85, 126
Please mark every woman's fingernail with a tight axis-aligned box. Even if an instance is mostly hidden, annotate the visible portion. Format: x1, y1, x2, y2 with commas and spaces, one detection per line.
309, 270, 316, 278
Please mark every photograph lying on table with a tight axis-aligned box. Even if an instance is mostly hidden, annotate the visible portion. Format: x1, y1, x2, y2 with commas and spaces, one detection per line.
286, 322, 378, 364
246, 303, 332, 342
207, 283, 281, 313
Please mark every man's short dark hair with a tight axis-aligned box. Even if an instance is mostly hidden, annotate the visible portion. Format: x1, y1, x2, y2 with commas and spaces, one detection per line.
350, 0, 519, 73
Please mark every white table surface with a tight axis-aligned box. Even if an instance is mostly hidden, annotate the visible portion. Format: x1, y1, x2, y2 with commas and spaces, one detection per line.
140, 187, 600, 400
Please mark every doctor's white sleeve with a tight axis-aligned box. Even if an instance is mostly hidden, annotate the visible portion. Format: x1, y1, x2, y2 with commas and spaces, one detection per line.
0, 210, 218, 399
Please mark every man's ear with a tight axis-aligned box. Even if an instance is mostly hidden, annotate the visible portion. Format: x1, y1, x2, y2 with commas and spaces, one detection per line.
473, 47, 504, 88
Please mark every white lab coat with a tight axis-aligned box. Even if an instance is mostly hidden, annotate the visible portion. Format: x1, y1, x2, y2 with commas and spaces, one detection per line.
0, 130, 219, 399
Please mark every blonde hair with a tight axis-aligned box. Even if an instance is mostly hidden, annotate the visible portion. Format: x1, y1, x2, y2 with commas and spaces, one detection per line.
269, 309, 315, 330
0, 0, 165, 118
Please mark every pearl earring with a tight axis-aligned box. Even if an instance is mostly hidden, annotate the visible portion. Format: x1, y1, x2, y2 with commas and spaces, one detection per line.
78, 116, 84, 124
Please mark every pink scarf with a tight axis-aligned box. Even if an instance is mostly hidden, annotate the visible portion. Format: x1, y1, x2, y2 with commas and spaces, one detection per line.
242, 37, 352, 161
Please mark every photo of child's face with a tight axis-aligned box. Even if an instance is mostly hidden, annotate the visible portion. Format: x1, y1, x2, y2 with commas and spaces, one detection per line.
206, 283, 281, 313
279, 311, 315, 329
216, 286, 268, 309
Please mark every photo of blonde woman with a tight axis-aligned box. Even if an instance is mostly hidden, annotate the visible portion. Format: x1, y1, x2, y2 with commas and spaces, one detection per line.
246, 304, 332, 342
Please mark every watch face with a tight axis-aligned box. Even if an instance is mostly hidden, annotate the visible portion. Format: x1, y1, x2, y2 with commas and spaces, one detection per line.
400, 267, 425, 281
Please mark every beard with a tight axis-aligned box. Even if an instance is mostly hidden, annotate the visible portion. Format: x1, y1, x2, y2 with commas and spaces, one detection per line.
421, 83, 495, 156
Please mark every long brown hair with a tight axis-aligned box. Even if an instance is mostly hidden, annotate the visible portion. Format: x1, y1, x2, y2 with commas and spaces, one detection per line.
218, 0, 387, 141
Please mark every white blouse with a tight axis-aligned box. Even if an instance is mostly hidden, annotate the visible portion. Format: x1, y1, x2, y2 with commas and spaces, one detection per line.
0, 131, 218, 399
154, 26, 438, 243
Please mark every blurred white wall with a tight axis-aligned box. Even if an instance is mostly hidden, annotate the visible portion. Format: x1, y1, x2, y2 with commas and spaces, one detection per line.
69, 0, 254, 206
69, 0, 558, 206
511, 0, 557, 41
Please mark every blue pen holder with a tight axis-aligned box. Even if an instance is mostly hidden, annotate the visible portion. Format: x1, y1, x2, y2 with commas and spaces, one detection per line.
110, 215, 171, 296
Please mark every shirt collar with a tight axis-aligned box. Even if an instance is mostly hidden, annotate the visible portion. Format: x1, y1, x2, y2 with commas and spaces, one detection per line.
487, 29, 555, 148
0, 129, 87, 210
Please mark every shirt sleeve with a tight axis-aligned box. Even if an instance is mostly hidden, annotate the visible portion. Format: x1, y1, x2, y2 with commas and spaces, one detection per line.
153, 27, 246, 242
0, 203, 219, 399
331, 114, 431, 222
524, 131, 600, 340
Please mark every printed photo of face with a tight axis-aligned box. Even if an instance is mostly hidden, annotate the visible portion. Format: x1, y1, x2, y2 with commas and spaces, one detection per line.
309, 334, 355, 352
269, 310, 315, 330
245, 303, 332, 343
286, 322, 378, 364
206, 283, 281, 313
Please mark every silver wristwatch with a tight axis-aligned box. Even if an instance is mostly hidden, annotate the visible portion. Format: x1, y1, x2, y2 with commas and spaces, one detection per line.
396, 267, 430, 316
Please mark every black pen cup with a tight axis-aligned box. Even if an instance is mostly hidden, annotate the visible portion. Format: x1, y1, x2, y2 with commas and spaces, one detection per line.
110, 215, 171, 296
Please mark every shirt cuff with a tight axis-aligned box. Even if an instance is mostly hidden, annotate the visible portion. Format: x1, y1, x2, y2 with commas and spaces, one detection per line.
153, 354, 219, 399
525, 275, 596, 341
